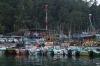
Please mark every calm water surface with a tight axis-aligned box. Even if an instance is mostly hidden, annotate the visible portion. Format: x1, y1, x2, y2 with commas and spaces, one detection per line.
0, 55, 100, 66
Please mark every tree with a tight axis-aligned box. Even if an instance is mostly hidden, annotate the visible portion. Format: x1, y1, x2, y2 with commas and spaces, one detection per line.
0, 0, 100, 35
0, 24, 5, 34
0, 2, 15, 33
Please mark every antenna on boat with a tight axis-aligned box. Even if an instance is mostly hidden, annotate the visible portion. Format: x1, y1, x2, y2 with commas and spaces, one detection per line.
45, 5, 48, 30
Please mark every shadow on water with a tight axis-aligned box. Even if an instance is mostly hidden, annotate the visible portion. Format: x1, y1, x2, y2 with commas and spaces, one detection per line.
0, 54, 100, 66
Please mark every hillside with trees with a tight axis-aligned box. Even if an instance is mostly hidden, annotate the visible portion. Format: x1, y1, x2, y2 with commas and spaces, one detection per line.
0, 0, 100, 35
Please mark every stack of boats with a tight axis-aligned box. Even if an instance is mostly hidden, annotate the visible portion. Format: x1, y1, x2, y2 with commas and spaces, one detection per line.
0, 32, 100, 57
0, 41, 100, 57
26, 39, 100, 56
0, 30, 100, 57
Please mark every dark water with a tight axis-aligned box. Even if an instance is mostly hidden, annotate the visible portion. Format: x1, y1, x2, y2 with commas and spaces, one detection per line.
0, 54, 100, 66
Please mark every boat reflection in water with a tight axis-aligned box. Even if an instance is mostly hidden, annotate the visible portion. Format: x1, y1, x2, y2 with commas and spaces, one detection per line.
0, 54, 100, 66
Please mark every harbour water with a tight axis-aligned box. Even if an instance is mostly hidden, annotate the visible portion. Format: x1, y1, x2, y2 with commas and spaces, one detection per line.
0, 55, 100, 66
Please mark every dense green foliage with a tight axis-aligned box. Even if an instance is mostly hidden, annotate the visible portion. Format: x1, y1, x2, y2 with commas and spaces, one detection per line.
0, 0, 100, 34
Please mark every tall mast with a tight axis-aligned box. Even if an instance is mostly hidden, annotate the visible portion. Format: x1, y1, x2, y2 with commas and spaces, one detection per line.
45, 5, 48, 30
89, 14, 93, 33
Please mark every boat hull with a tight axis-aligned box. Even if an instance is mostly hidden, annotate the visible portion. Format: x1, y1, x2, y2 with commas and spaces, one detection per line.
16, 49, 29, 55
4, 49, 16, 55
93, 52, 100, 57
0, 50, 5, 55
79, 51, 93, 56
53, 50, 64, 55
48, 51, 54, 55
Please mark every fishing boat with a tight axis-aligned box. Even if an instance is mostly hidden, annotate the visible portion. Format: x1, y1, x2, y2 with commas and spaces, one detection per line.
73, 31, 98, 56
75, 40, 100, 57
23, 29, 57, 56
93, 51, 100, 57
53, 46, 64, 55
92, 44, 100, 57
63, 46, 80, 56
0, 47, 6, 55
79, 48, 91, 56
4, 47, 16, 55
23, 31, 45, 55
47, 47, 54, 55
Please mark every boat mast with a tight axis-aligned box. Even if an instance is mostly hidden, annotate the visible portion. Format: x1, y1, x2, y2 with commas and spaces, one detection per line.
45, 5, 48, 30
89, 14, 93, 34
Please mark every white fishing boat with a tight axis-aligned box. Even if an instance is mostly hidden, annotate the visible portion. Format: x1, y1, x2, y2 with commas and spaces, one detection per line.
0, 47, 6, 54
53, 46, 64, 55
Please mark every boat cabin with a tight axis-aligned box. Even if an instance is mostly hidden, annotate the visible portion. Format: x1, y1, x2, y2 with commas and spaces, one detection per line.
23, 28, 57, 48
24, 28, 57, 42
